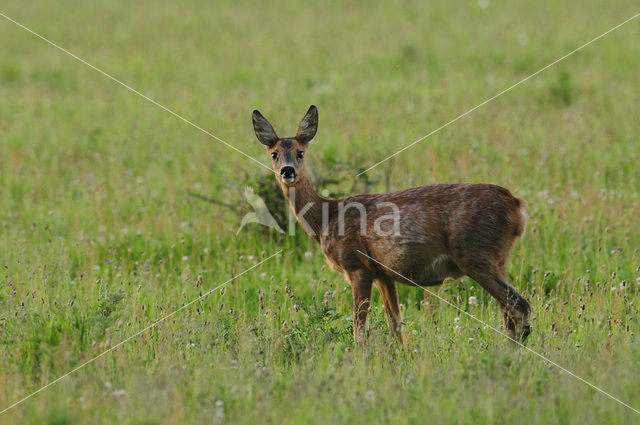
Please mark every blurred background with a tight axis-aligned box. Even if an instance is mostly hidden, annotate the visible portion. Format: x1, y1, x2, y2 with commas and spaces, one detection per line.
1, 1, 639, 424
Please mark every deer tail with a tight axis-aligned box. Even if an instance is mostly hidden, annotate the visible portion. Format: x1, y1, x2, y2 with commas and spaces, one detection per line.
515, 198, 529, 239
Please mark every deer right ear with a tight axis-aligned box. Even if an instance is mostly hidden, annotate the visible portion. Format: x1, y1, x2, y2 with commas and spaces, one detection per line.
296, 105, 318, 144
252, 110, 279, 147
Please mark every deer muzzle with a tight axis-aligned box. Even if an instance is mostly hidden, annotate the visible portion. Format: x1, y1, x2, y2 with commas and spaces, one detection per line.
280, 166, 297, 184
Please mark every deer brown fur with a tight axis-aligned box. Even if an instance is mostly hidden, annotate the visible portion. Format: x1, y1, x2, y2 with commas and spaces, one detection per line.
252, 105, 531, 344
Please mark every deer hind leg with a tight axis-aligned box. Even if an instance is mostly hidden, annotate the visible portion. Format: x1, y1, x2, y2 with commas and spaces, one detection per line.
374, 277, 403, 343
345, 270, 373, 344
495, 258, 530, 342
461, 259, 531, 343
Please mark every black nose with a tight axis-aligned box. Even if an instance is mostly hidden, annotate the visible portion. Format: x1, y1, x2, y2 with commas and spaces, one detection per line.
280, 166, 296, 179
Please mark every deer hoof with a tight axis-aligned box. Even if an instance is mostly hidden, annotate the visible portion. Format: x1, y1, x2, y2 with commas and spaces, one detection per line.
520, 324, 531, 344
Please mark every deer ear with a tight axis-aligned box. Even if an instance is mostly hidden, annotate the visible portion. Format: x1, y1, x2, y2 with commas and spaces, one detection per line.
252, 110, 279, 147
296, 105, 318, 143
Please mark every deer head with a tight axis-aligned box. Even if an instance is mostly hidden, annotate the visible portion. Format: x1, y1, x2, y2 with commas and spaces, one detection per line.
252, 105, 318, 186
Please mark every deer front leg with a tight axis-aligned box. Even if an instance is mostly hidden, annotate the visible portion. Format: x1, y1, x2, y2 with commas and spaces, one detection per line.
346, 270, 373, 344
374, 277, 403, 343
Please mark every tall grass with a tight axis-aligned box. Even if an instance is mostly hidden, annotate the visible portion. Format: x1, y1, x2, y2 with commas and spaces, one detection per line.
1, 0, 639, 423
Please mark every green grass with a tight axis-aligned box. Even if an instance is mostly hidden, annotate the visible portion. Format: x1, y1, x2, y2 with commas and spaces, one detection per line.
1, 0, 639, 423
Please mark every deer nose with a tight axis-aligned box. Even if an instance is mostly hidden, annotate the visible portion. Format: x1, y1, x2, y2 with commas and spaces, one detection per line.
280, 166, 296, 182
280, 166, 296, 178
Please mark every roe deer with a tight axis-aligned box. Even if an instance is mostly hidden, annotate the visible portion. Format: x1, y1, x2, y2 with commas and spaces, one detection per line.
252, 105, 531, 344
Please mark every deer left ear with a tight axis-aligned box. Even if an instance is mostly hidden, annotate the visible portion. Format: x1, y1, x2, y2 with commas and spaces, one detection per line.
296, 105, 318, 143
252, 110, 279, 147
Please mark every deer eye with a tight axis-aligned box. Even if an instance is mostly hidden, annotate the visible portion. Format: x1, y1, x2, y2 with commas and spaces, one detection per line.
271, 152, 278, 160
297, 151, 304, 159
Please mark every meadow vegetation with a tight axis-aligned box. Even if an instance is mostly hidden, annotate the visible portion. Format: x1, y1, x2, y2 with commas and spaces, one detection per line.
1, 1, 639, 423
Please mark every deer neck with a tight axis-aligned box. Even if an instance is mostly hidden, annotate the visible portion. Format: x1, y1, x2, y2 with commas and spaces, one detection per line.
280, 173, 331, 242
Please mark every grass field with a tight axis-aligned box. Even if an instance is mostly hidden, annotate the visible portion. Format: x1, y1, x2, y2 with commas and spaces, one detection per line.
1, 1, 639, 424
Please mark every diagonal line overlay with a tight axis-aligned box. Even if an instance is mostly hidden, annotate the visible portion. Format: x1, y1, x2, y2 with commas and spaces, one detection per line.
0, 11, 272, 172
357, 12, 640, 176
357, 250, 640, 415
2, 4, 639, 418
0, 250, 282, 415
